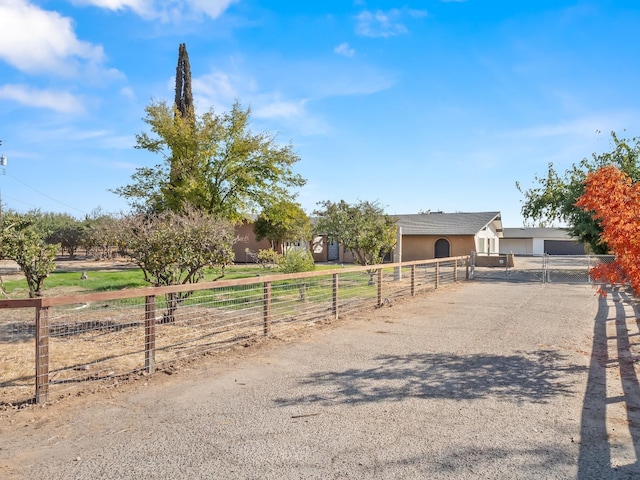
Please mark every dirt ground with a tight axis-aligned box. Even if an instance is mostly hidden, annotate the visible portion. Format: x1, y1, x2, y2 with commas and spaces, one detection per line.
0, 256, 138, 279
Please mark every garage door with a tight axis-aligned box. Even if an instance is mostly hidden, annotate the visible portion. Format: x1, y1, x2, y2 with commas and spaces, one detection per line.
500, 239, 532, 256
543, 240, 585, 255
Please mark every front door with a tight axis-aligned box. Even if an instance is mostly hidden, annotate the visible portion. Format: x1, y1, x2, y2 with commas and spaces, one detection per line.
434, 238, 450, 258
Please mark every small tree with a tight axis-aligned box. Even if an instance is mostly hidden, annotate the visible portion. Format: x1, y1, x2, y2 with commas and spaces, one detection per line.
82, 210, 124, 259
1, 212, 58, 298
118, 207, 235, 322
253, 200, 310, 253
47, 223, 85, 258
314, 199, 397, 264
576, 165, 640, 294
280, 248, 316, 301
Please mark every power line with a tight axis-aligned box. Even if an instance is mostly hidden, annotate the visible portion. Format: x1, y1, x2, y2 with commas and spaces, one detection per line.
4, 172, 88, 215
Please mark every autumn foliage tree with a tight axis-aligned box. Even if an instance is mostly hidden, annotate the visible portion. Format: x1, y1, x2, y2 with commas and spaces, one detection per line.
576, 165, 640, 294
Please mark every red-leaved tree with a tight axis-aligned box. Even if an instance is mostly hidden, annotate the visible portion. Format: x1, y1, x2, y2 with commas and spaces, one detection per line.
576, 165, 640, 294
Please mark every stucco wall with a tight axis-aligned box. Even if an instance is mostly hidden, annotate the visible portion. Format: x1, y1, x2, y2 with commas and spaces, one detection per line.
233, 222, 271, 263
475, 223, 501, 254
400, 236, 476, 261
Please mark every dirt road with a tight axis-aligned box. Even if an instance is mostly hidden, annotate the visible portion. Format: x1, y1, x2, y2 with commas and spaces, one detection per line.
1, 278, 639, 479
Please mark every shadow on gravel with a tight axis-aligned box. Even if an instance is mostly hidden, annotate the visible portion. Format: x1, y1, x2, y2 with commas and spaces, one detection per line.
276, 350, 585, 406
578, 288, 640, 478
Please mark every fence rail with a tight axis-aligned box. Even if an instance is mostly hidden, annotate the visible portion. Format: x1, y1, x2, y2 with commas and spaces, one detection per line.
0, 256, 469, 406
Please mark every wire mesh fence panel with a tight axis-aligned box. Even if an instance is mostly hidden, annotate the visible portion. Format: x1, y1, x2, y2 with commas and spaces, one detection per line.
0, 307, 35, 405
44, 298, 147, 400
152, 283, 266, 365
544, 255, 615, 284
0, 256, 470, 405
334, 270, 380, 316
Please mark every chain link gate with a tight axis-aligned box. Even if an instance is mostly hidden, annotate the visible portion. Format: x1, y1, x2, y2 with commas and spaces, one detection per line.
542, 254, 615, 284
470, 253, 615, 284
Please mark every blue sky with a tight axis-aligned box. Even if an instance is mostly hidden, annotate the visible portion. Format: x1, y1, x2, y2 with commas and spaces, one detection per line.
0, 0, 639, 226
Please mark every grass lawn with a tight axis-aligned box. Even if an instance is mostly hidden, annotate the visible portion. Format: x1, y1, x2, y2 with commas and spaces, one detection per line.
0, 263, 339, 298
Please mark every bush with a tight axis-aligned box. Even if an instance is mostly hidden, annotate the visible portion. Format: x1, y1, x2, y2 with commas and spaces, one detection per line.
257, 249, 283, 268
279, 249, 316, 273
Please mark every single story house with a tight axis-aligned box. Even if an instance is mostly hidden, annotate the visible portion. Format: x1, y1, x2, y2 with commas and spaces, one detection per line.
499, 227, 585, 256
237, 211, 504, 264
311, 211, 503, 263
392, 211, 503, 262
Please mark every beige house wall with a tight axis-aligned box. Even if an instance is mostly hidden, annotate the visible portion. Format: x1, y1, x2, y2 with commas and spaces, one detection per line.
233, 222, 271, 263
401, 236, 476, 261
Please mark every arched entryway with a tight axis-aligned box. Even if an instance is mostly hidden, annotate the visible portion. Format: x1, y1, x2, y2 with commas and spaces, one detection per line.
434, 238, 450, 258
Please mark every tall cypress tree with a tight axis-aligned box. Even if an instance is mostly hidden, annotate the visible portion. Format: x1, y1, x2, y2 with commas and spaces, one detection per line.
167, 43, 195, 212
174, 43, 193, 119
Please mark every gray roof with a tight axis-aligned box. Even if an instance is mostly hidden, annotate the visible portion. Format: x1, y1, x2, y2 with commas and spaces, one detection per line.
502, 227, 574, 240
394, 212, 502, 236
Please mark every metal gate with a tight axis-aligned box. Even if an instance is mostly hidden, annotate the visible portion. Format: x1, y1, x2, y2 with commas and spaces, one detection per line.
543, 254, 614, 284
470, 253, 615, 284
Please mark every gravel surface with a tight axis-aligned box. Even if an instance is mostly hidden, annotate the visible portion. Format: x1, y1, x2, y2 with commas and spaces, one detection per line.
2, 278, 639, 479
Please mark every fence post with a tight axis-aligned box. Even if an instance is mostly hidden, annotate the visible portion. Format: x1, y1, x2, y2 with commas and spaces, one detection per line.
435, 261, 440, 289
454, 260, 458, 282
332, 273, 339, 319
377, 268, 383, 306
35, 306, 50, 404
145, 295, 156, 374
411, 265, 416, 296
263, 281, 272, 335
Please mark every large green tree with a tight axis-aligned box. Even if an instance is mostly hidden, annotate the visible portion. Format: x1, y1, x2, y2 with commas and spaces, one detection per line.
114, 101, 306, 221
517, 132, 640, 253
313, 200, 397, 268
253, 200, 310, 253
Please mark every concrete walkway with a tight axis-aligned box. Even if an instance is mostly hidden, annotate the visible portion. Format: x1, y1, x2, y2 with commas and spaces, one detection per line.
1, 279, 639, 479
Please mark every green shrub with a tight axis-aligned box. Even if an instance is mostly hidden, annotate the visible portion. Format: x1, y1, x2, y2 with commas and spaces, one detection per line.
279, 249, 316, 273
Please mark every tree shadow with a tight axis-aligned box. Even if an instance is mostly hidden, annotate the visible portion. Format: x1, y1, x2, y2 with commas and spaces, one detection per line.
578, 287, 640, 478
275, 349, 586, 407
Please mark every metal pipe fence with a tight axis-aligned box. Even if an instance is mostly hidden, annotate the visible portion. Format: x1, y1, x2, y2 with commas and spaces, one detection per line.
0, 256, 469, 406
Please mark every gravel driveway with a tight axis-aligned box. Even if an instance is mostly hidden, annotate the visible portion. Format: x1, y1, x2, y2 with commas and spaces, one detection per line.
1, 277, 639, 479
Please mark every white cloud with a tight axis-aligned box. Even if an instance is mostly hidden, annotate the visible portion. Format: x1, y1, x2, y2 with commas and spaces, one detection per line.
0, 0, 106, 76
72, 0, 237, 20
356, 10, 407, 37
356, 8, 428, 38
513, 114, 635, 140
120, 86, 136, 99
192, 71, 243, 110
186, 0, 237, 18
0, 84, 85, 113
334, 43, 355, 57
253, 99, 307, 120
71, 0, 151, 12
